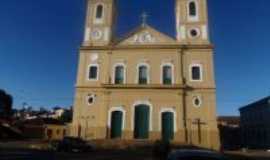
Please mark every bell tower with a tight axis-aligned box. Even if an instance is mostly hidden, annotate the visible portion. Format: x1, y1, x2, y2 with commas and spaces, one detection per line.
83, 0, 115, 46
175, 0, 209, 44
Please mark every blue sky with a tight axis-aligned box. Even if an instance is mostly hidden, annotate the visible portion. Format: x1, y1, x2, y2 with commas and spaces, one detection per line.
0, 0, 269, 115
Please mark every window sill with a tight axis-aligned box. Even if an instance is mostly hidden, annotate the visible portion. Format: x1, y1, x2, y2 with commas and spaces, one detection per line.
101, 83, 184, 89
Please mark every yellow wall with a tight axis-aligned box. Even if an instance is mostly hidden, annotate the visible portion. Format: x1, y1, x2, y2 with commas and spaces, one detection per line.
70, 0, 220, 151
45, 125, 66, 140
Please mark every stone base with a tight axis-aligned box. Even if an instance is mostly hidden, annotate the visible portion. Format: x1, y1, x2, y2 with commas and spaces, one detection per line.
69, 126, 220, 150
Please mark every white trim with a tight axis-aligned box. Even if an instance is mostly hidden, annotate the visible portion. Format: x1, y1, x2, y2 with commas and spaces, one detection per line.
112, 63, 126, 84
87, 64, 99, 81
84, 27, 91, 42
136, 62, 150, 84
107, 106, 126, 130
187, 0, 199, 22
90, 53, 99, 62
159, 108, 177, 132
131, 100, 153, 131
94, 3, 105, 24
201, 25, 208, 40
176, 2, 181, 41
104, 27, 110, 42
189, 63, 203, 82
192, 95, 202, 108
180, 26, 186, 40
160, 62, 175, 85
86, 94, 96, 106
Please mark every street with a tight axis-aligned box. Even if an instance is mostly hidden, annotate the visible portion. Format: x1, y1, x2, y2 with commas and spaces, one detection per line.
0, 149, 54, 160
0, 149, 153, 160
1, 148, 270, 160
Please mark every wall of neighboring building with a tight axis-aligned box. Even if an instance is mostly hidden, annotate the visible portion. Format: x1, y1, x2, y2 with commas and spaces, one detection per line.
240, 98, 270, 149
218, 116, 241, 150
22, 125, 45, 139
44, 125, 66, 140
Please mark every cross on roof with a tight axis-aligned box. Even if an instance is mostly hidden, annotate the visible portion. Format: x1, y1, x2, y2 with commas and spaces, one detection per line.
141, 12, 149, 27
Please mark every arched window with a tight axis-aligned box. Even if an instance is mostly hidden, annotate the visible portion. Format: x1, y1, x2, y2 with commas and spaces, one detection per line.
162, 65, 172, 85
96, 4, 103, 19
189, 1, 197, 17
138, 65, 149, 84
114, 65, 125, 84
190, 64, 202, 81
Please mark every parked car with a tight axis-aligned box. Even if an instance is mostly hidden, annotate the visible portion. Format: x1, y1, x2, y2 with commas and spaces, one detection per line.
167, 149, 229, 160
55, 137, 94, 152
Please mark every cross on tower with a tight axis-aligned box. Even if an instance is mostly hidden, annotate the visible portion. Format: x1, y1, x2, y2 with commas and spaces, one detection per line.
141, 12, 149, 27
192, 118, 207, 144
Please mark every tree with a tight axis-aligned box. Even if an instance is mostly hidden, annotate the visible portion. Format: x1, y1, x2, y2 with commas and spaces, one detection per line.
0, 89, 13, 119
59, 109, 73, 123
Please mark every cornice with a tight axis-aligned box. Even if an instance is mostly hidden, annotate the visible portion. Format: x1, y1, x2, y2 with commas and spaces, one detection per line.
80, 44, 214, 51
75, 84, 216, 90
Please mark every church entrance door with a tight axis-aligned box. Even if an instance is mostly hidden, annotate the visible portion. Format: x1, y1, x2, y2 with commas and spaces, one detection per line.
162, 112, 174, 141
110, 111, 123, 138
134, 105, 150, 139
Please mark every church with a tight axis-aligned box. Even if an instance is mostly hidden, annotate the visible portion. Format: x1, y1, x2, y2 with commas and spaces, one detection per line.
70, 0, 220, 150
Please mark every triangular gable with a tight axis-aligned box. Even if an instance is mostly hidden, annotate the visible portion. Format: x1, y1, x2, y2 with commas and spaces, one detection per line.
115, 25, 176, 46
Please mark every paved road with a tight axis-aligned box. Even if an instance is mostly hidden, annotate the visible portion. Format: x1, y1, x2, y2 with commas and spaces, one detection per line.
225, 151, 270, 160
0, 149, 153, 160
0, 150, 55, 160
1, 149, 270, 160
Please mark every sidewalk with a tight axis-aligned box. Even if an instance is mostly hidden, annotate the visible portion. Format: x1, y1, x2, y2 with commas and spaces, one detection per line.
226, 150, 270, 160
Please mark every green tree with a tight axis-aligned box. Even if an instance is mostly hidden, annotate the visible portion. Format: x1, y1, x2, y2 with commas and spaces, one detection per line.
59, 108, 73, 123
0, 89, 13, 119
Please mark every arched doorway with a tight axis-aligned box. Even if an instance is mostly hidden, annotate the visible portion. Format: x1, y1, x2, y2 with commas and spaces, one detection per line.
110, 111, 123, 138
134, 104, 150, 139
162, 112, 174, 141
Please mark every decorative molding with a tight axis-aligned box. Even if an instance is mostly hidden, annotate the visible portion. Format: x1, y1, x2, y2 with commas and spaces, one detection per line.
192, 95, 202, 108
76, 84, 216, 90
80, 44, 214, 50
86, 94, 96, 106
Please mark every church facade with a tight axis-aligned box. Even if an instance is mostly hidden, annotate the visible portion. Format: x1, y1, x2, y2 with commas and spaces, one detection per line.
70, 0, 220, 150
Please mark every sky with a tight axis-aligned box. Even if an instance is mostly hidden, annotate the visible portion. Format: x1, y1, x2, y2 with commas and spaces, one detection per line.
0, 0, 269, 115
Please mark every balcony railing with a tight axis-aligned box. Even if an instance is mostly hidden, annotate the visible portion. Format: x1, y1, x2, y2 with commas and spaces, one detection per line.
163, 78, 172, 85
114, 78, 124, 84
138, 78, 148, 84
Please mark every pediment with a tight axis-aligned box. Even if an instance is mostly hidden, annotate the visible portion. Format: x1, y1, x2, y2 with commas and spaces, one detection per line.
116, 25, 176, 46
